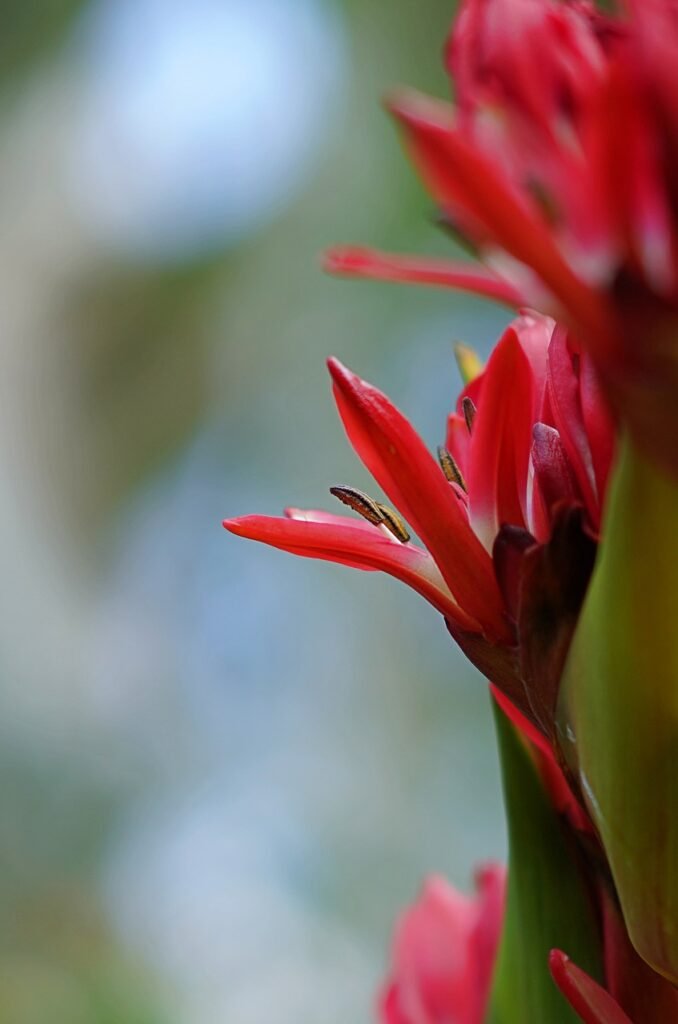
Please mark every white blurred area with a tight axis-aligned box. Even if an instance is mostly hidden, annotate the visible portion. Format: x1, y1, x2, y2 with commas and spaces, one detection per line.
0, 2, 507, 1022
69, 0, 346, 259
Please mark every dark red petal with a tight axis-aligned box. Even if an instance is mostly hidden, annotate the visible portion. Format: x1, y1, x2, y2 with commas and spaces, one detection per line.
492, 524, 537, 622
446, 622, 529, 721
549, 951, 634, 1024
532, 423, 579, 517
327, 358, 511, 642
547, 326, 600, 524
224, 514, 479, 629
323, 245, 524, 305
579, 352, 616, 513
387, 89, 615, 344
601, 888, 678, 1023
517, 503, 597, 740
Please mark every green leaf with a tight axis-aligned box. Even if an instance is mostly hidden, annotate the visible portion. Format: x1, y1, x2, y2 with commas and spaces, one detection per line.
488, 702, 603, 1023
557, 435, 678, 982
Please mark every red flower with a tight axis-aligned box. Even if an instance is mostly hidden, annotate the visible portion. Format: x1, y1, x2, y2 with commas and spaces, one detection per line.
225, 312, 613, 744
326, 0, 678, 476
379, 865, 506, 1024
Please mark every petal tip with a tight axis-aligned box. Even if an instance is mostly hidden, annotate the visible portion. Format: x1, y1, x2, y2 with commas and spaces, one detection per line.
326, 355, 352, 386
322, 245, 360, 275
222, 516, 247, 535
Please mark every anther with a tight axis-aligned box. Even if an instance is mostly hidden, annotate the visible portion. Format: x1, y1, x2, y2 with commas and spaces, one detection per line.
437, 445, 467, 492
375, 502, 411, 543
330, 486, 384, 525
330, 485, 410, 543
462, 396, 477, 434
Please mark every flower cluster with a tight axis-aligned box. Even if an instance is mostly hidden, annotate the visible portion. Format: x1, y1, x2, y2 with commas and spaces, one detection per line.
327, 0, 678, 479
226, 1, 678, 1020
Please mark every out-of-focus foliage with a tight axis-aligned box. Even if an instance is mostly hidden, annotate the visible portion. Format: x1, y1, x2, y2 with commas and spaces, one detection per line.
0, 2, 509, 1021
0, 0, 86, 92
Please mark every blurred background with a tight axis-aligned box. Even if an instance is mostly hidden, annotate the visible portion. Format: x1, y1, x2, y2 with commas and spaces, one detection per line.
0, 2, 511, 1021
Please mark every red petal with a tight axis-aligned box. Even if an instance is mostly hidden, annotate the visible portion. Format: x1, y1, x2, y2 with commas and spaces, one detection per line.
445, 412, 472, 479
549, 951, 634, 1024
465, 324, 541, 547
224, 513, 478, 630
323, 245, 524, 305
327, 358, 511, 642
491, 686, 591, 831
547, 326, 599, 524
601, 889, 678, 1023
387, 88, 615, 345
579, 352, 616, 516
532, 423, 578, 519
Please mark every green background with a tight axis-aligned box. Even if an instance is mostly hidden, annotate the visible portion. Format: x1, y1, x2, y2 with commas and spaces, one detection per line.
0, 2, 510, 1020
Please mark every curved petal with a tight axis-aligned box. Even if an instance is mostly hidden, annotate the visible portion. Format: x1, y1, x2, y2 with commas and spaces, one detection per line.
387, 88, 615, 345
224, 513, 479, 630
326, 358, 511, 642
465, 323, 542, 547
323, 245, 524, 305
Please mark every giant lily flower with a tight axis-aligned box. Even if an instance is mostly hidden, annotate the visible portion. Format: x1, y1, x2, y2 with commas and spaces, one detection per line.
225, 311, 612, 751
325, 0, 678, 477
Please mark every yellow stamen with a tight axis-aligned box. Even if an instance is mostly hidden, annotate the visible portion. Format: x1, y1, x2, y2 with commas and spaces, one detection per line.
454, 342, 484, 385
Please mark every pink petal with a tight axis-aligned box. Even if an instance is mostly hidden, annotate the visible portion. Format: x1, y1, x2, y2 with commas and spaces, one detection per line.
381, 867, 506, 1024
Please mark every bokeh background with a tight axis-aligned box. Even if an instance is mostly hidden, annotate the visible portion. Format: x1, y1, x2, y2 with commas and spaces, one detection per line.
0, 2, 511, 1021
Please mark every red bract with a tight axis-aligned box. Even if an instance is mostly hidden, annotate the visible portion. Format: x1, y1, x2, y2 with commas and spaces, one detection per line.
326, 0, 678, 476
549, 951, 634, 1024
225, 312, 614, 745
379, 865, 506, 1024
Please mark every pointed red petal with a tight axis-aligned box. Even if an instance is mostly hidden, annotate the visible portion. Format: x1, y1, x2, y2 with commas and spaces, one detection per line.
326, 358, 511, 642
491, 686, 591, 831
387, 88, 615, 345
465, 323, 543, 547
549, 951, 634, 1024
224, 513, 478, 629
323, 245, 524, 305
